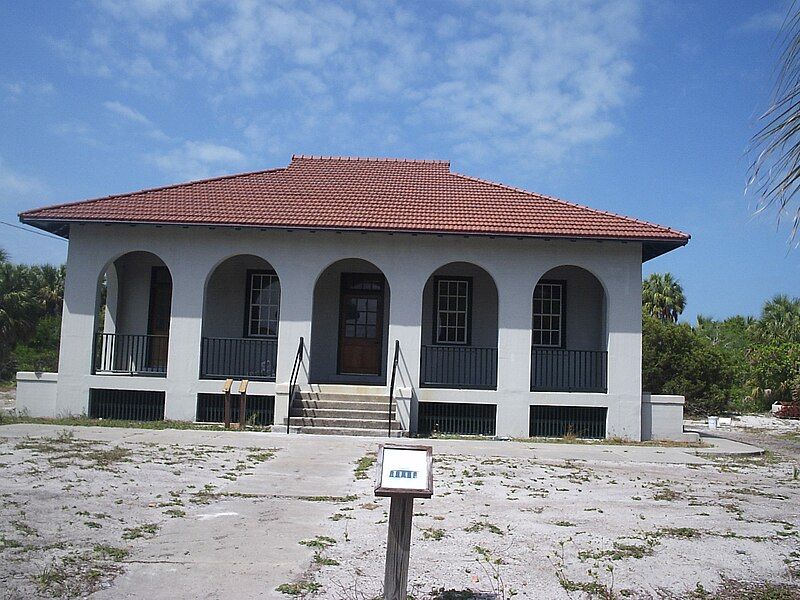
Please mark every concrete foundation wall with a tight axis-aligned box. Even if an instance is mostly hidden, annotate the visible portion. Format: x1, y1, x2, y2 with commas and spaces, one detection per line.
54, 224, 645, 438
15, 372, 58, 417
641, 393, 686, 441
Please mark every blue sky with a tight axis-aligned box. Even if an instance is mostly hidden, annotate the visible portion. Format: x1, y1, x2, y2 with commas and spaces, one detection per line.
1, 0, 797, 322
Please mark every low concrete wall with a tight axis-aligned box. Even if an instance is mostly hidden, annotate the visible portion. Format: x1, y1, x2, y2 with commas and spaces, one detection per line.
15, 372, 59, 417
641, 393, 686, 441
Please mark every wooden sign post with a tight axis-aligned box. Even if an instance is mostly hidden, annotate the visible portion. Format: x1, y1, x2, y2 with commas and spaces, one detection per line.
375, 444, 433, 600
222, 379, 233, 429
238, 379, 249, 428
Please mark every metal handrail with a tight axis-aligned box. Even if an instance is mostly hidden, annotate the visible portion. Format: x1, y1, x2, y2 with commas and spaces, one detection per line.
387, 340, 400, 437
286, 337, 304, 434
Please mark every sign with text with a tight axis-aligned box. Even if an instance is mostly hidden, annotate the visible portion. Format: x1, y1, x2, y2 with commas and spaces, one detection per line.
374, 444, 433, 498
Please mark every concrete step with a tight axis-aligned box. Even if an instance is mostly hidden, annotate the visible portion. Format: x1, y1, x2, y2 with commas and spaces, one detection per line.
290, 408, 395, 420
300, 385, 387, 396
288, 426, 407, 437
294, 399, 389, 411
284, 417, 403, 430
297, 392, 389, 404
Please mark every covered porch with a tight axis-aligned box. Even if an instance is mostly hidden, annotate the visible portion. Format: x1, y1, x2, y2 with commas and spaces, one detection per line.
200, 254, 281, 382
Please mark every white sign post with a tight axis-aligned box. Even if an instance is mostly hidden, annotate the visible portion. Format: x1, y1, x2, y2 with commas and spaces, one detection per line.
375, 444, 433, 600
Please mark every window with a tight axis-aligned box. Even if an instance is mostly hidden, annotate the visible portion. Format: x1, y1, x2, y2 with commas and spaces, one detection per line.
435, 278, 470, 344
343, 296, 380, 339
246, 272, 280, 337
532, 281, 564, 347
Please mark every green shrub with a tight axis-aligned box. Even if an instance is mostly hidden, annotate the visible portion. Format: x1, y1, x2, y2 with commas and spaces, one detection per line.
10, 315, 61, 373
642, 317, 735, 415
747, 342, 800, 405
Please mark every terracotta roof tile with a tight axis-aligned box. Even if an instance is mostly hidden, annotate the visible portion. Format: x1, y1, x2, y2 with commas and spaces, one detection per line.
19, 155, 689, 244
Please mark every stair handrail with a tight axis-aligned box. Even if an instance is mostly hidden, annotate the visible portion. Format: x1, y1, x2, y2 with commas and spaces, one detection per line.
286, 337, 304, 434
387, 339, 400, 437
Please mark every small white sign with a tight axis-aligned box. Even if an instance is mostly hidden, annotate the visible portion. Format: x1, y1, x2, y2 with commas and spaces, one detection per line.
375, 444, 433, 498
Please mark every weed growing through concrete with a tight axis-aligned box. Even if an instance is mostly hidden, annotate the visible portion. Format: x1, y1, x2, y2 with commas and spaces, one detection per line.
464, 521, 505, 536
354, 452, 377, 480
276, 580, 323, 596
299, 536, 336, 549
422, 527, 446, 541
121, 523, 159, 540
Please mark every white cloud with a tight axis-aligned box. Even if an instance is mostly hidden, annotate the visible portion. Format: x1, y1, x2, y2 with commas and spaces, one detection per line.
103, 100, 151, 125
56, 0, 644, 170
3, 80, 54, 100
732, 10, 785, 35
150, 141, 246, 180
103, 100, 172, 142
0, 158, 45, 195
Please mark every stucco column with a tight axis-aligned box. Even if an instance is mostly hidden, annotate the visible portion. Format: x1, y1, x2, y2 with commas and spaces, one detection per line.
163, 261, 206, 421
272, 271, 314, 427
605, 260, 643, 440
493, 268, 534, 438
385, 268, 425, 432
55, 232, 99, 417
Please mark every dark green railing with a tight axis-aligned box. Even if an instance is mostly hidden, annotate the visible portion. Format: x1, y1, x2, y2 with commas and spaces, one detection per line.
420, 345, 497, 389
528, 405, 607, 439
417, 402, 497, 436
88, 388, 165, 421
530, 348, 607, 392
93, 333, 168, 376
200, 337, 277, 381
196, 393, 275, 426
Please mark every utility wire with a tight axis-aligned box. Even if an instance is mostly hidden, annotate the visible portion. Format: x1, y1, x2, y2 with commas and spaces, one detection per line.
0, 219, 67, 242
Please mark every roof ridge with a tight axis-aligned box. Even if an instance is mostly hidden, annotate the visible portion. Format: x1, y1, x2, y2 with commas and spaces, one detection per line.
19, 166, 287, 218
449, 171, 690, 239
291, 154, 450, 167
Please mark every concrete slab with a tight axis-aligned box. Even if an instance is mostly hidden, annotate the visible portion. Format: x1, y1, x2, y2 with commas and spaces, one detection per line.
0, 424, 777, 599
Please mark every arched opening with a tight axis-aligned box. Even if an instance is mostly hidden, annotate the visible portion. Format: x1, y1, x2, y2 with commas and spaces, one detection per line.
530, 265, 607, 393
310, 259, 390, 384
93, 251, 172, 376
200, 255, 280, 381
419, 262, 499, 389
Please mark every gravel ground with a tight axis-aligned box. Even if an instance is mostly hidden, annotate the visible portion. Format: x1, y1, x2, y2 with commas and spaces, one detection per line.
0, 424, 798, 599
688, 414, 800, 461
0, 387, 15, 413
310, 450, 799, 599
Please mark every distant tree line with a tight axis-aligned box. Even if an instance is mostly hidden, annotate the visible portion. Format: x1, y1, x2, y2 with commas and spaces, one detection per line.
643, 273, 800, 415
0, 249, 64, 381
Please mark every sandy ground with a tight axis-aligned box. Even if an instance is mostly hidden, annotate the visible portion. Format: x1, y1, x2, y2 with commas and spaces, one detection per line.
0, 424, 798, 599
687, 414, 800, 461
0, 387, 15, 413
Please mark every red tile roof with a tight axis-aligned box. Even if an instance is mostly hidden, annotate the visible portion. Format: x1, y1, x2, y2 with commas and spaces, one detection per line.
20, 155, 689, 252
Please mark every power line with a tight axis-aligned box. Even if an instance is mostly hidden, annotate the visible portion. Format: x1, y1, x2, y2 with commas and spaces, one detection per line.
0, 220, 67, 242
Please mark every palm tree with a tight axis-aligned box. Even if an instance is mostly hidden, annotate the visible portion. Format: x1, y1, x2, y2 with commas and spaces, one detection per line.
642, 273, 686, 323
753, 294, 800, 343
749, 5, 800, 239
31, 264, 65, 316
0, 262, 37, 377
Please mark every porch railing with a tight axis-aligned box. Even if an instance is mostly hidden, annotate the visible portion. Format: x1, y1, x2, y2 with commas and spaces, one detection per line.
200, 337, 278, 381
93, 333, 168, 376
420, 345, 497, 390
530, 348, 607, 393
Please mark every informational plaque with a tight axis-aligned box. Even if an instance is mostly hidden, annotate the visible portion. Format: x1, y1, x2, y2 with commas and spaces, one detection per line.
374, 444, 433, 498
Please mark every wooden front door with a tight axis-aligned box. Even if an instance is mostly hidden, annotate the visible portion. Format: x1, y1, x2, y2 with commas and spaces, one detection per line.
338, 273, 385, 375
146, 266, 172, 370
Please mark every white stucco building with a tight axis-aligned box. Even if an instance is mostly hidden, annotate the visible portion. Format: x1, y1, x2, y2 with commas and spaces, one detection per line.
18, 155, 690, 440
